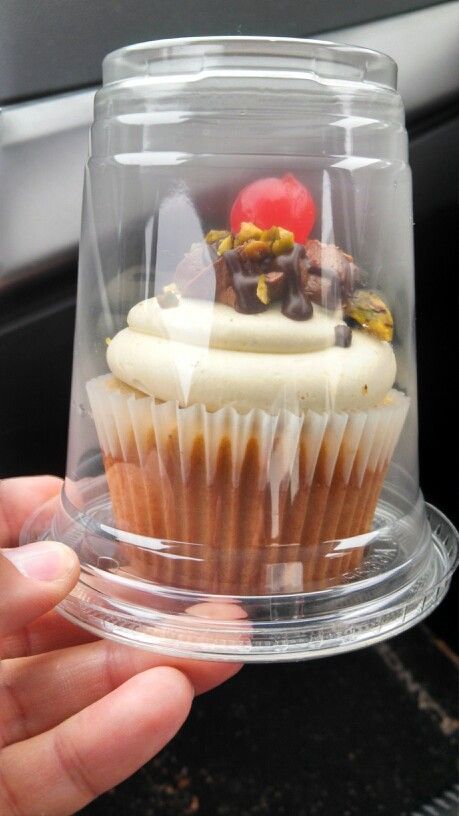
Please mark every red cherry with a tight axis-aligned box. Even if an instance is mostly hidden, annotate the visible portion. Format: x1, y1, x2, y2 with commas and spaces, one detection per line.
230, 173, 316, 243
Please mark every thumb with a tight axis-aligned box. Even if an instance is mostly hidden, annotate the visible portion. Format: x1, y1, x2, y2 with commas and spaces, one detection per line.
0, 542, 80, 639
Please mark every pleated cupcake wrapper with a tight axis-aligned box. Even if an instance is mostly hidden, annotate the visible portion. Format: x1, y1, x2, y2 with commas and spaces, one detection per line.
87, 375, 409, 594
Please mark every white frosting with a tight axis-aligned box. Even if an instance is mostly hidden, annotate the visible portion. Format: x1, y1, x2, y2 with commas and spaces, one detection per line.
107, 297, 396, 414
128, 297, 338, 353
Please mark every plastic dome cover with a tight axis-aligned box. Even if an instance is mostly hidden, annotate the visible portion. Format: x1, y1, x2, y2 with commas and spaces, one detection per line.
23, 38, 458, 660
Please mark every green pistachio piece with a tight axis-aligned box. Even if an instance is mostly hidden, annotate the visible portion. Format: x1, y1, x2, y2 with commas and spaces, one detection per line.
234, 222, 263, 245
260, 226, 280, 243
278, 227, 294, 241
272, 234, 294, 256
244, 240, 272, 260
205, 229, 230, 244
344, 290, 394, 342
256, 273, 270, 305
217, 234, 234, 255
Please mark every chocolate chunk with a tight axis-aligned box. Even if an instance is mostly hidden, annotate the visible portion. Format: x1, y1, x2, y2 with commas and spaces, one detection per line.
217, 285, 238, 309
183, 243, 279, 313
174, 241, 235, 301
344, 261, 361, 299
157, 289, 180, 309
273, 243, 310, 280
304, 272, 341, 310
264, 270, 286, 301
174, 236, 325, 320
175, 243, 216, 300
305, 239, 352, 282
305, 239, 361, 303
213, 255, 234, 297
219, 244, 313, 319
334, 324, 353, 347
223, 248, 268, 314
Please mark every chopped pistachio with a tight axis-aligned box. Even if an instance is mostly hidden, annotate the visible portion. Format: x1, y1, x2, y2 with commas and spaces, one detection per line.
217, 234, 234, 255
260, 226, 280, 243
244, 239, 272, 260
235, 221, 263, 245
278, 227, 294, 241
256, 273, 270, 305
205, 229, 230, 244
163, 282, 180, 295
157, 282, 180, 309
272, 234, 294, 256
344, 290, 393, 342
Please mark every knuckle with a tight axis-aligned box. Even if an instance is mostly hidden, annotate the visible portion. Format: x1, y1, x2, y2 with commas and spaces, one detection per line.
0, 680, 30, 748
1, 628, 32, 660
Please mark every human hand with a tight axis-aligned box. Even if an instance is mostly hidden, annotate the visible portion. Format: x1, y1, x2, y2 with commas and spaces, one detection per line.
0, 476, 241, 816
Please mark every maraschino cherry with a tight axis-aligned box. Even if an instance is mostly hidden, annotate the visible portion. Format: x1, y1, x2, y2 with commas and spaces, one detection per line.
230, 173, 316, 243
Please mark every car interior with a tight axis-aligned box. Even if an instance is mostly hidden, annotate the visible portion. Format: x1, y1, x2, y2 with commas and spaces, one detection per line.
1, 2, 458, 814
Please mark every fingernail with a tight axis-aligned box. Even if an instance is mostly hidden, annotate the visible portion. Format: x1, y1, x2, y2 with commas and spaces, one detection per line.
4, 541, 76, 581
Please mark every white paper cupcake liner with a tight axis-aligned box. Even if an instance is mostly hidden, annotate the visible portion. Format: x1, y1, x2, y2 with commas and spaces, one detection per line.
87, 374, 409, 594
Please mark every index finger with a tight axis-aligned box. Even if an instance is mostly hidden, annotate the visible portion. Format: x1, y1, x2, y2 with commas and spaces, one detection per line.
0, 666, 194, 816
0, 476, 62, 548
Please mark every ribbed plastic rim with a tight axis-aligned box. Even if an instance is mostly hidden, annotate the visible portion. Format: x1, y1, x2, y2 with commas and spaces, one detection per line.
102, 36, 397, 90
54, 503, 458, 662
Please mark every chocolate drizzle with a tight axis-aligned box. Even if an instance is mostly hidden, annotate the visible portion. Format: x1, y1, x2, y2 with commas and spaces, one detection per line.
273, 244, 313, 321
222, 243, 313, 320
174, 234, 361, 324
223, 249, 268, 314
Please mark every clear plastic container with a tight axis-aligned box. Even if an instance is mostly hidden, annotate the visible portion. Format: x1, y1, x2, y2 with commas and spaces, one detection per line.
22, 37, 458, 660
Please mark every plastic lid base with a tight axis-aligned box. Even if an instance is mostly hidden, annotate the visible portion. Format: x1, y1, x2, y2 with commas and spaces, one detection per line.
49, 504, 457, 662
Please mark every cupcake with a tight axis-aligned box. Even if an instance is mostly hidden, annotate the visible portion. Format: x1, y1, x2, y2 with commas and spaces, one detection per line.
87, 175, 409, 594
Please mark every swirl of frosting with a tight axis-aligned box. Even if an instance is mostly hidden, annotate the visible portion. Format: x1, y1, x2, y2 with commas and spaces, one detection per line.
107, 297, 396, 413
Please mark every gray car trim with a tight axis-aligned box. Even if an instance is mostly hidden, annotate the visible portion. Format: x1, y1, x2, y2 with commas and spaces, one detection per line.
1, 2, 458, 278
0, 0, 449, 105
